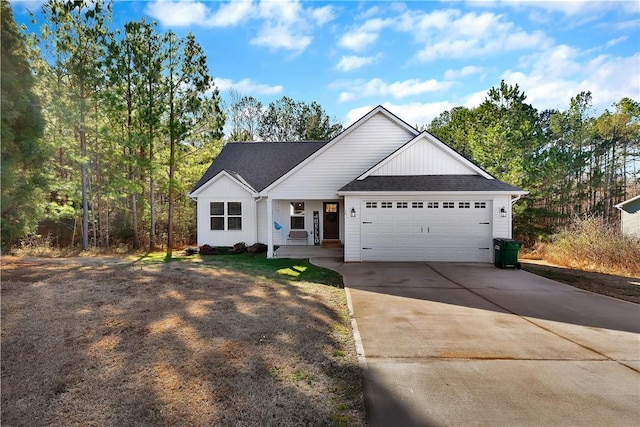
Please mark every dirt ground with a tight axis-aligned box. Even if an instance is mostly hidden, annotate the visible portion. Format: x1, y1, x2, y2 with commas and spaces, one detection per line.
1, 257, 365, 427
520, 259, 640, 304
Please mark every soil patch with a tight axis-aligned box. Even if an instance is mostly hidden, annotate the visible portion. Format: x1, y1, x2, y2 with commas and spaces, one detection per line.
1, 256, 365, 426
520, 259, 640, 304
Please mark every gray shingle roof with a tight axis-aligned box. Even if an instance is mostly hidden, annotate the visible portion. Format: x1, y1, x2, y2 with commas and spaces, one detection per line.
339, 175, 524, 192
191, 142, 327, 193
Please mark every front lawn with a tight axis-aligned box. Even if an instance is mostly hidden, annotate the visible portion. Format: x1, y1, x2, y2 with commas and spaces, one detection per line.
200, 252, 344, 288
1, 256, 364, 426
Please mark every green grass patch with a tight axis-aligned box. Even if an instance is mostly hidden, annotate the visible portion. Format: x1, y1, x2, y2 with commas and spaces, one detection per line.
127, 252, 190, 263
200, 252, 344, 288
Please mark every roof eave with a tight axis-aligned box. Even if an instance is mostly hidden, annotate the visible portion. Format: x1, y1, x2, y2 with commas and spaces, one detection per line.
337, 190, 529, 196
188, 170, 258, 198
615, 194, 640, 210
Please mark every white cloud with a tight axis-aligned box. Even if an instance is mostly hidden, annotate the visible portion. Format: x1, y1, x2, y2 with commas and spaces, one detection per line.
337, 7, 551, 61
338, 29, 379, 52
250, 0, 335, 52
605, 36, 628, 48
311, 5, 335, 26
501, 47, 640, 113
145, 0, 210, 27
444, 65, 485, 80
214, 77, 283, 96
208, 0, 255, 27
338, 17, 390, 52
470, 0, 640, 17
335, 54, 382, 72
335, 78, 453, 102
251, 24, 312, 51
414, 11, 551, 62
145, 0, 334, 53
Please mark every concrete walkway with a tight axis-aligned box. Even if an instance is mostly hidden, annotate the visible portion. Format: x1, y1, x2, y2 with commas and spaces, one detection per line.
313, 259, 640, 427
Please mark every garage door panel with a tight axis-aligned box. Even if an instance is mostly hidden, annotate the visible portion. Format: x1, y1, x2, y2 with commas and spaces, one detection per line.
361, 199, 492, 262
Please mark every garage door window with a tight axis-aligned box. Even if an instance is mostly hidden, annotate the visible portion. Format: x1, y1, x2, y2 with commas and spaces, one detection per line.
366, 202, 377, 208
381, 202, 393, 208
475, 202, 487, 208
443, 202, 455, 208
412, 202, 424, 208
459, 202, 471, 209
427, 202, 438, 208
397, 202, 408, 208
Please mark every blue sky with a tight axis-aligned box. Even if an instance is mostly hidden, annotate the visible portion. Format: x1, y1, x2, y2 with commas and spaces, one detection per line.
12, 0, 640, 127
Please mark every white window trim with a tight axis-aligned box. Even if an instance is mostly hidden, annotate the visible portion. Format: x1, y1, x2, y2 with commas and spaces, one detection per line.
210, 201, 243, 231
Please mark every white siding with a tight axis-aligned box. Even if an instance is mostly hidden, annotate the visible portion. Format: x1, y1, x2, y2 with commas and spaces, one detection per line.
268, 113, 415, 199
196, 175, 257, 247
344, 196, 362, 261
621, 210, 640, 236
491, 195, 512, 239
371, 137, 476, 176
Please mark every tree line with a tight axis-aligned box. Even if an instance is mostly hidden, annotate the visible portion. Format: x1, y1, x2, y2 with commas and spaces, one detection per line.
1, 0, 340, 254
2, 0, 638, 252
427, 82, 639, 243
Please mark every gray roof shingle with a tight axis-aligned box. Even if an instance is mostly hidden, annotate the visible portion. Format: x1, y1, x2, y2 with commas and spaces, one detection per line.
339, 175, 524, 193
191, 142, 327, 193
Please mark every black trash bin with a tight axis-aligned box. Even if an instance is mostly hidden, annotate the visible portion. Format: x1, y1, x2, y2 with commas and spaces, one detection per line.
493, 238, 522, 269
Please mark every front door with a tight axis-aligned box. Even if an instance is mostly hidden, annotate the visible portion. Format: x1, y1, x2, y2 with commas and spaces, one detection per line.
323, 202, 339, 239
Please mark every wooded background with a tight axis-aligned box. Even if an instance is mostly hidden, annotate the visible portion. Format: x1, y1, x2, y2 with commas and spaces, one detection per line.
2, 0, 638, 253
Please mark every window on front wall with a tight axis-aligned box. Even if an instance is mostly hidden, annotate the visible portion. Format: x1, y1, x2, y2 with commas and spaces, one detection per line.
210, 202, 242, 231
290, 202, 305, 229
228, 202, 242, 230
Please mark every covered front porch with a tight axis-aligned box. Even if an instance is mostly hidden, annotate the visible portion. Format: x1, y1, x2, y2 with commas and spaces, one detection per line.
266, 198, 344, 258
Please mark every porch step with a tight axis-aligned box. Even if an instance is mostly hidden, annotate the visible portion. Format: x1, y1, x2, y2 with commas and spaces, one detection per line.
321, 239, 342, 248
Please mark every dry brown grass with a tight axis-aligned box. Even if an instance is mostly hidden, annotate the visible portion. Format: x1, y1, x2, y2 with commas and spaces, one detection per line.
1, 257, 365, 426
531, 217, 640, 278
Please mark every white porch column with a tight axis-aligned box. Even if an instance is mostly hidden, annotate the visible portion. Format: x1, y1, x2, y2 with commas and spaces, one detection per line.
267, 197, 274, 258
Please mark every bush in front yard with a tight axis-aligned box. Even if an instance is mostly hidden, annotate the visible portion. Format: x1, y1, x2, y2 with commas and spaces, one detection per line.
247, 243, 268, 254
544, 216, 640, 277
199, 243, 250, 255
233, 242, 248, 253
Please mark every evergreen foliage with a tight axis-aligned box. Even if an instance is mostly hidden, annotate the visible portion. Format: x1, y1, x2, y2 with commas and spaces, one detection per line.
1, 1, 47, 251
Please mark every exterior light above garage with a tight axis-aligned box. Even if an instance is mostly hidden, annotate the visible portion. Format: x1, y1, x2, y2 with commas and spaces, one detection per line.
500, 206, 507, 217
351, 207, 356, 217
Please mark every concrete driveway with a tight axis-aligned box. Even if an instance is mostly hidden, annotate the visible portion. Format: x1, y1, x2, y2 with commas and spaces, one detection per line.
313, 260, 640, 427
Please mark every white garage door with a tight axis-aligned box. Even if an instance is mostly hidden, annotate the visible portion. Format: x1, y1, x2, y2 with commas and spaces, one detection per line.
361, 200, 492, 262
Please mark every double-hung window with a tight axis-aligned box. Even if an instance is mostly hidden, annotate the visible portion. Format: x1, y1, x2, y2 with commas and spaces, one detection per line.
210, 202, 242, 231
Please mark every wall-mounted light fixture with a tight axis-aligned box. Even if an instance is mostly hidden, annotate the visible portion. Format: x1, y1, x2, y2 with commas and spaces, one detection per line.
350, 207, 356, 217
500, 206, 507, 217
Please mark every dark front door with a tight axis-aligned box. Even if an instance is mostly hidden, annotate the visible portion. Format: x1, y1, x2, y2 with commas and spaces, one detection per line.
323, 202, 339, 239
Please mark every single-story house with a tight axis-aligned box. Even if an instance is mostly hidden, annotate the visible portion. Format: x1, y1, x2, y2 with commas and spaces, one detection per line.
189, 106, 527, 262
615, 195, 640, 237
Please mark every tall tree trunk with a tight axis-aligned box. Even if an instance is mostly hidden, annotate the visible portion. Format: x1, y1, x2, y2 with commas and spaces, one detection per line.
149, 131, 155, 251
80, 81, 89, 250
166, 77, 175, 259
